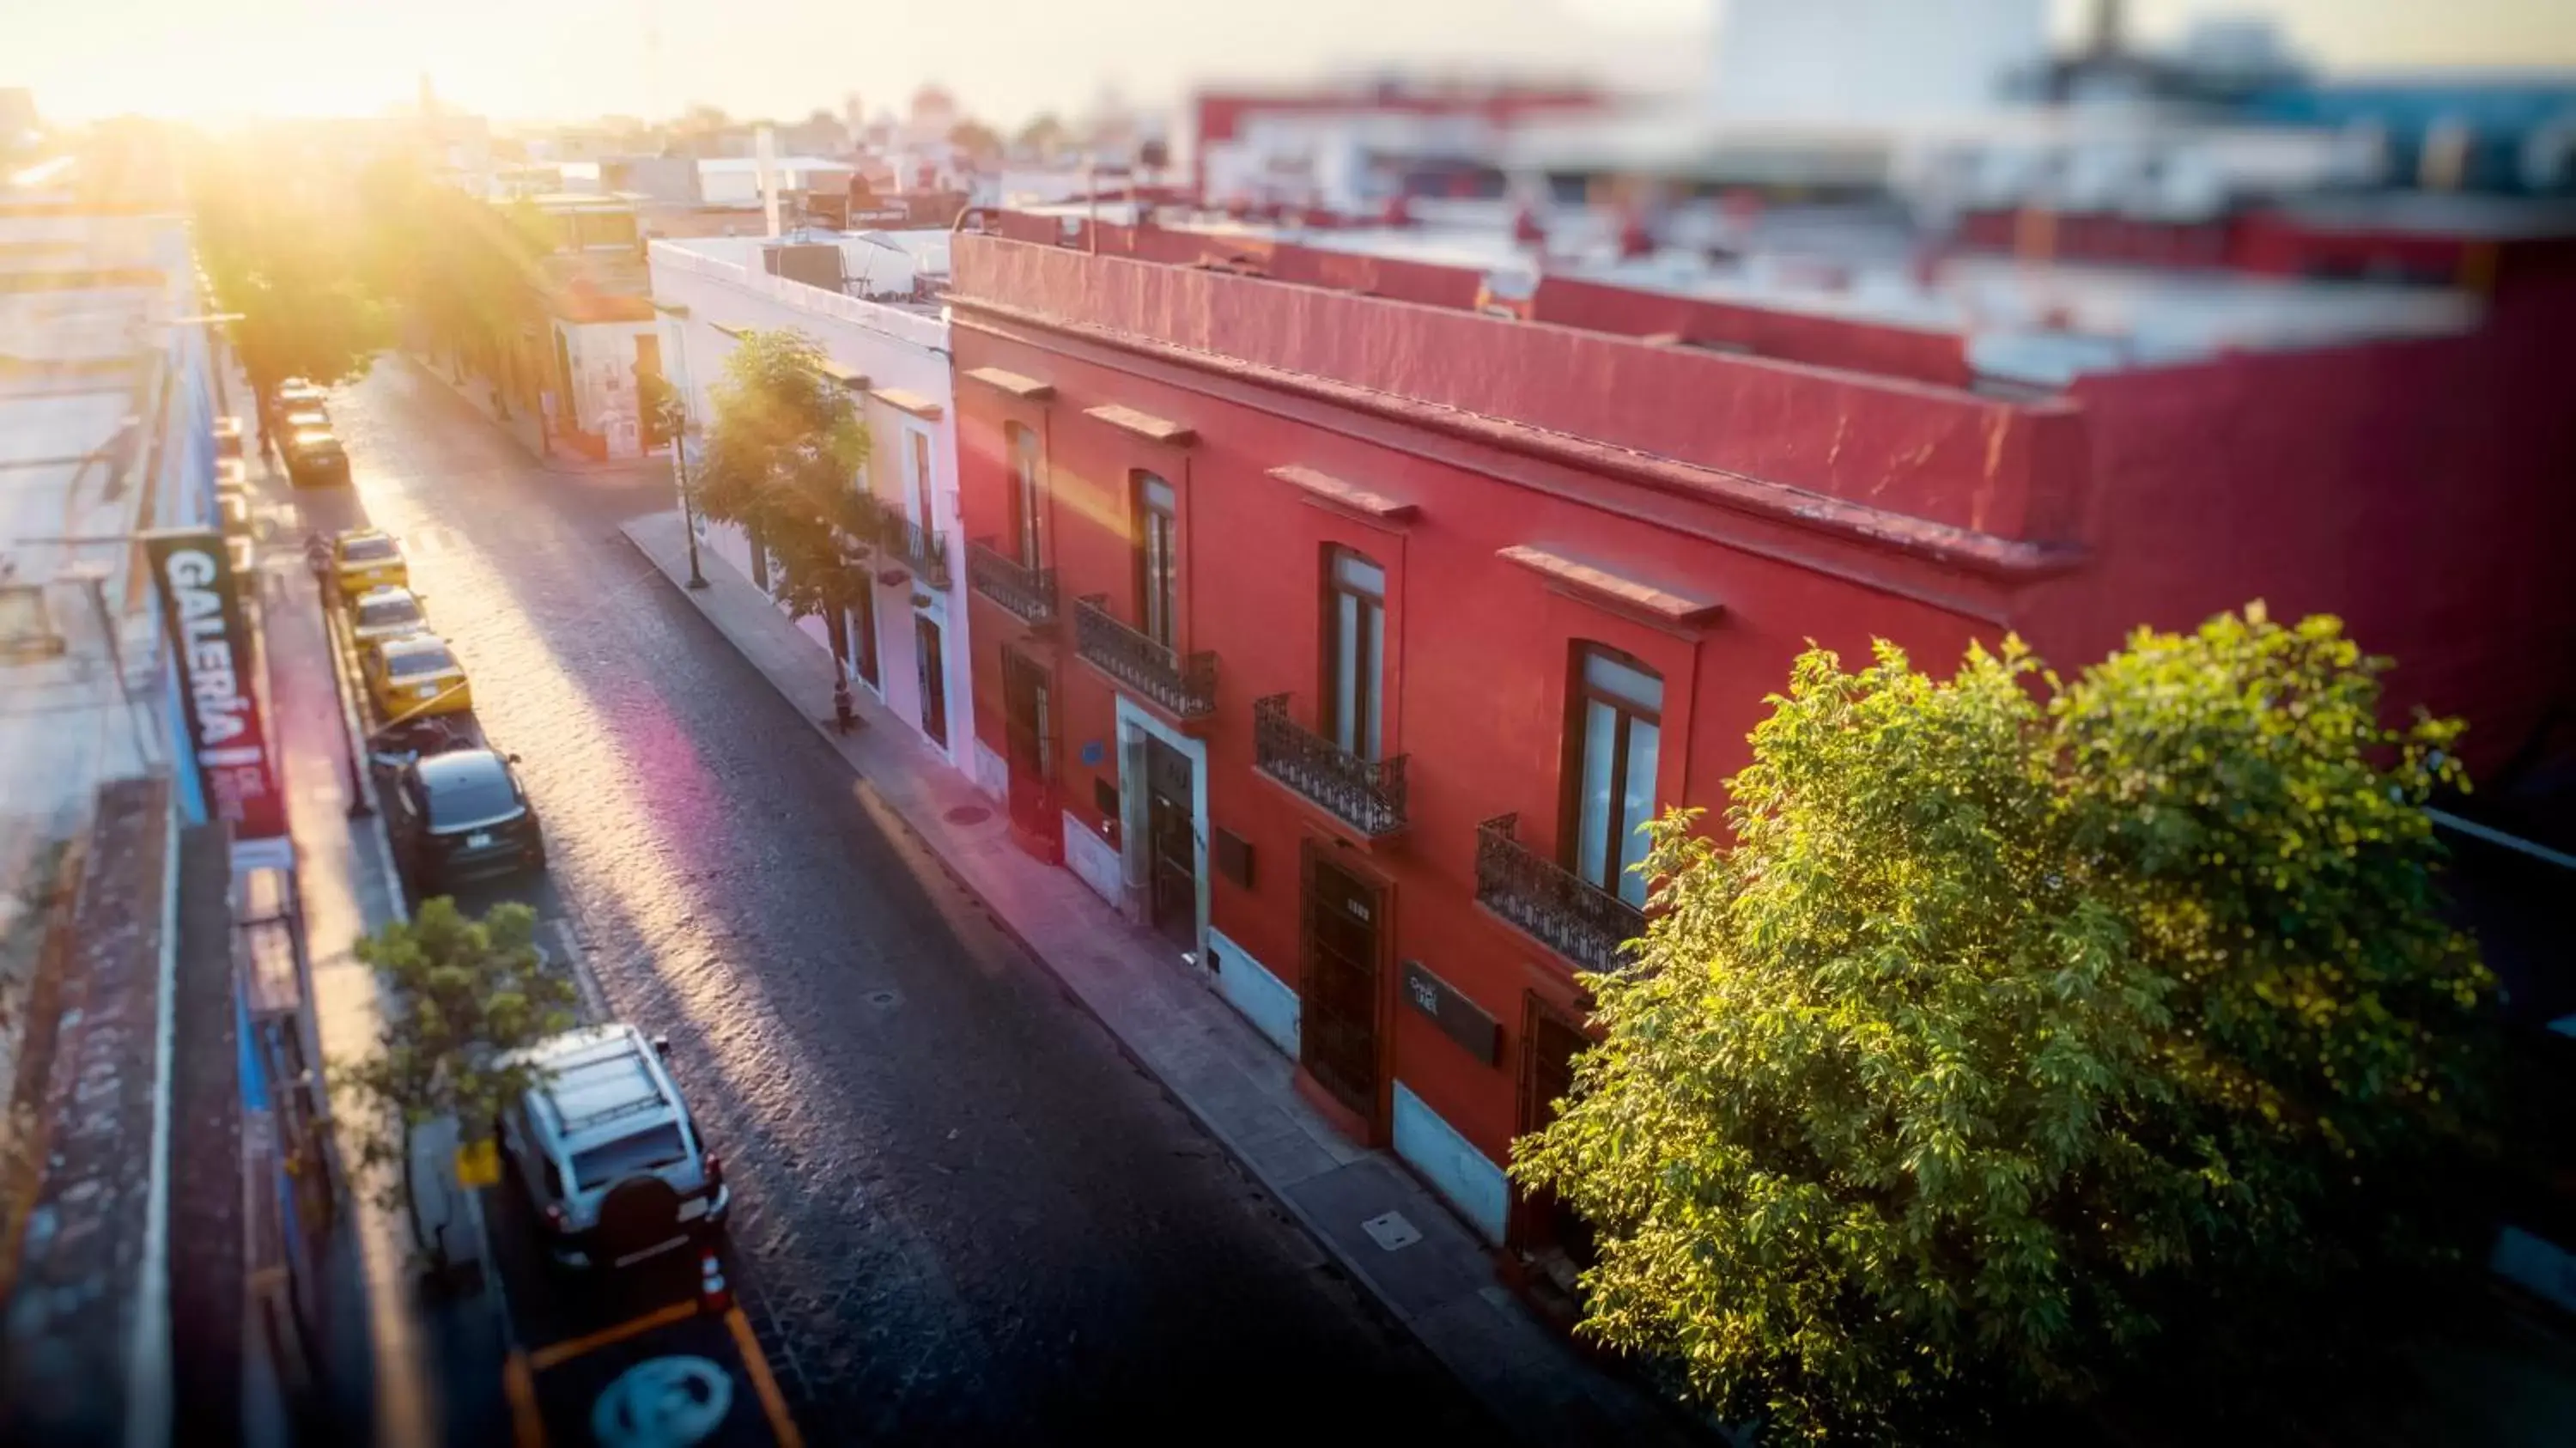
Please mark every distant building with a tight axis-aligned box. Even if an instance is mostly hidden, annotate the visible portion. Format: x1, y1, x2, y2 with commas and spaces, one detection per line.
1189, 77, 1606, 214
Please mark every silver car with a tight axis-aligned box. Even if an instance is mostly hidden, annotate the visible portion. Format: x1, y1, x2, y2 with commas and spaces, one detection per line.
495, 1024, 729, 1269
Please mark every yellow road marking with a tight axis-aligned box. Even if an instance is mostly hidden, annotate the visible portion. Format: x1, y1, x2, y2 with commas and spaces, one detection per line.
726, 1305, 805, 1448
503, 1350, 545, 1448
526, 1299, 700, 1372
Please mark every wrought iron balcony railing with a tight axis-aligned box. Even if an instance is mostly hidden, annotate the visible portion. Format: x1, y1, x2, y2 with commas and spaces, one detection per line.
1475, 813, 1646, 973
866, 496, 951, 590
1253, 694, 1406, 837
966, 538, 1057, 625
1073, 594, 1216, 718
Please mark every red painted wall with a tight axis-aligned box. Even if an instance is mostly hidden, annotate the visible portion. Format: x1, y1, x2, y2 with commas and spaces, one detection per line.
949, 285, 2004, 1187
947, 231, 2576, 1231
2014, 277, 2576, 777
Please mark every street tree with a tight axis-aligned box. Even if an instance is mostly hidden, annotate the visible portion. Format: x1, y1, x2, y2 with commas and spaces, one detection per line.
692, 327, 874, 663
1512, 607, 2497, 1441
336, 898, 579, 1255
191, 143, 392, 401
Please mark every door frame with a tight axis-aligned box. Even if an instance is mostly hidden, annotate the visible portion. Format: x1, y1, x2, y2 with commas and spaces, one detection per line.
1297, 839, 1393, 1132
1114, 693, 1207, 962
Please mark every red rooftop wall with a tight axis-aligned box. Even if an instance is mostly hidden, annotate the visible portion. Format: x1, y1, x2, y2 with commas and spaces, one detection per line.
951, 234, 2080, 539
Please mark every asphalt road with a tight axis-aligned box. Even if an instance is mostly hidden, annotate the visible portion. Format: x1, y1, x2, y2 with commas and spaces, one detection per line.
294, 360, 1494, 1446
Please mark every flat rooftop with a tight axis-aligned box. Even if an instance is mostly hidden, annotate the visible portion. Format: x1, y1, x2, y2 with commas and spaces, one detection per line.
1018, 196, 2492, 386
1, 173, 191, 875
653, 229, 952, 316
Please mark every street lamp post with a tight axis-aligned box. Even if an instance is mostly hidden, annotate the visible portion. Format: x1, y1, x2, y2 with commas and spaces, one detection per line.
674, 410, 708, 590
654, 306, 710, 590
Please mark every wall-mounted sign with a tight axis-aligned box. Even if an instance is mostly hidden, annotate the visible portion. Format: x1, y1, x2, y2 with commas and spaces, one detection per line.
1402, 960, 1499, 1066
144, 527, 286, 842
1079, 739, 1106, 769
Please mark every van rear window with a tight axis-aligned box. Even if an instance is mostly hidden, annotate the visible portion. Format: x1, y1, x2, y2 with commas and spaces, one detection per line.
572, 1124, 689, 1189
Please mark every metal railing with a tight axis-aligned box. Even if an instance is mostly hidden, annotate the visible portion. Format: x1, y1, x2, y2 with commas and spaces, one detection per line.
1474, 813, 1646, 972
1073, 594, 1216, 718
868, 500, 951, 590
966, 538, 1057, 624
1253, 694, 1406, 836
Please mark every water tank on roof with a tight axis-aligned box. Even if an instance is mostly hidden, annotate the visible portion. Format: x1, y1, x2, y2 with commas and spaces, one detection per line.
763, 242, 847, 293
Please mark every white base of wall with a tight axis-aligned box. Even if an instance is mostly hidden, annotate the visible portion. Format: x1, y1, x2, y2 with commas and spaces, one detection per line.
1206, 928, 1299, 1059
972, 741, 1008, 802
1392, 1080, 1510, 1244
1063, 809, 1123, 909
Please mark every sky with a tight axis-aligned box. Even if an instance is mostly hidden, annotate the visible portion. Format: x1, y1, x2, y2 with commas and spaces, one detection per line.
13, 0, 2576, 129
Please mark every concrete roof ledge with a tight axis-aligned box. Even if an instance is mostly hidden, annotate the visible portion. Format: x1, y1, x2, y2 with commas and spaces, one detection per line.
963, 366, 1054, 399
1085, 403, 1194, 446
1498, 544, 1722, 630
871, 387, 943, 419
1267, 465, 1417, 521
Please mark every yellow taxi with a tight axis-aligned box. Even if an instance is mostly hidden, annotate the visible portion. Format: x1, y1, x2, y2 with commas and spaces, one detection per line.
334, 530, 408, 594
348, 584, 430, 652
365, 634, 474, 721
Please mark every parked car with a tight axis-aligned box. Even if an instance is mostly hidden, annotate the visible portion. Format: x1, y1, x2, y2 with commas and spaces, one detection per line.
387, 745, 543, 891
275, 377, 329, 412
496, 1024, 728, 1269
332, 530, 409, 593
284, 428, 349, 487
348, 584, 430, 651
281, 407, 331, 437
365, 634, 473, 722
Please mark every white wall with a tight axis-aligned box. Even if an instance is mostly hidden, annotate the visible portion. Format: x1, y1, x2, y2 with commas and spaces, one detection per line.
648, 240, 975, 776
553, 317, 658, 459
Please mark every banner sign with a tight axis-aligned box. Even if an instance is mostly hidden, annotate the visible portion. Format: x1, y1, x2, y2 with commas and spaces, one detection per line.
143, 527, 288, 842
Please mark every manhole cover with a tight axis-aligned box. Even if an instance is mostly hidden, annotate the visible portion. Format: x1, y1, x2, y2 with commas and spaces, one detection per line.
943, 805, 991, 825
1361, 1211, 1422, 1252
590, 1354, 733, 1447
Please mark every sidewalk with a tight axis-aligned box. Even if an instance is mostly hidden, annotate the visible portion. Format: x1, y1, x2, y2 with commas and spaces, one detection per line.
620, 510, 1703, 1446
250, 417, 450, 1448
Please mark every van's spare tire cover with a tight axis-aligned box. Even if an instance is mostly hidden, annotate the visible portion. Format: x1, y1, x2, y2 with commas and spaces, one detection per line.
598, 1176, 684, 1255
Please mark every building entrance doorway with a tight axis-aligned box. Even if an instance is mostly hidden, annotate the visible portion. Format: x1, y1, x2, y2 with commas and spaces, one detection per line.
1300, 849, 1385, 1123
1143, 735, 1197, 956
1513, 995, 1598, 1293
1001, 650, 1055, 850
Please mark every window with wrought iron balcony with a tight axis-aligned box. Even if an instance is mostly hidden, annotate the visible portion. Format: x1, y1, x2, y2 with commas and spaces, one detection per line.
1474, 644, 1659, 972
967, 421, 1054, 623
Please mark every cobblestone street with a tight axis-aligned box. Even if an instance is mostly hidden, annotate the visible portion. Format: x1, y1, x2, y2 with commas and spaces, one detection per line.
296, 360, 1493, 1445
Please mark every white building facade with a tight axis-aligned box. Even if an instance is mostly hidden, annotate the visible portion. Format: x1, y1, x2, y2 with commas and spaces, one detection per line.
647, 236, 977, 774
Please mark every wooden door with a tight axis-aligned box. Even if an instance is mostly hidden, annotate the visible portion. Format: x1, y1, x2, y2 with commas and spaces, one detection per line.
1144, 737, 1197, 954
1300, 850, 1385, 1122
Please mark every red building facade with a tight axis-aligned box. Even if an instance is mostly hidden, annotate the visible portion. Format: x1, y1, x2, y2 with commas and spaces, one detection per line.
945, 222, 2576, 1268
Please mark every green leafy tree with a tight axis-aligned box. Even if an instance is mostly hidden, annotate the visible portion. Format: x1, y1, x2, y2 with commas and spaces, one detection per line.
693, 327, 874, 661
190, 142, 392, 400
335, 898, 579, 1254
1514, 607, 2496, 1441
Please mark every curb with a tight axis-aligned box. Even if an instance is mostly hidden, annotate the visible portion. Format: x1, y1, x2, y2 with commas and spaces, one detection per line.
617, 523, 1681, 1446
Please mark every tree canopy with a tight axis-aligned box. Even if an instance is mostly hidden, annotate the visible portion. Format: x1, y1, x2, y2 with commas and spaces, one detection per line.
1512, 607, 2496, 1441
336, 898, 580, 1237
692, 327, 874, 638
189, 141, 392, 399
